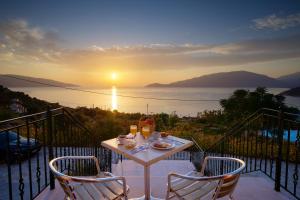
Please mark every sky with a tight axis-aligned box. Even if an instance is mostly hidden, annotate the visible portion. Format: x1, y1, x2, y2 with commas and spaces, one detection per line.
0, 0, 300, 87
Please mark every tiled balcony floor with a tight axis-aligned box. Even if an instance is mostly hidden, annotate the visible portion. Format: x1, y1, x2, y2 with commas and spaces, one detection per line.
36, 160, 295, 200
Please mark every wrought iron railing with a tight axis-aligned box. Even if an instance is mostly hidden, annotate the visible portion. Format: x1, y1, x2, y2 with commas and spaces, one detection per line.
0, 107, 205, 200
0, 107, 111, 200
205, 108, 300, 199
2, 106, 298, 199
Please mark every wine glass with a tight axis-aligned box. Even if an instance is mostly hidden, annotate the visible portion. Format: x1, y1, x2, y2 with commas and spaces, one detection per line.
142, 126, 150, 139
130, 125, 137, 137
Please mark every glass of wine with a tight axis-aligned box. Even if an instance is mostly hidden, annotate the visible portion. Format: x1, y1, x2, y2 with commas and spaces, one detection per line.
130, 125, 137, 137
142, 126, 150, 139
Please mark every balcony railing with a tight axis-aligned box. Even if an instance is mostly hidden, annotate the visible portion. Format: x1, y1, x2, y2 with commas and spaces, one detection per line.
1, 107, 299, 200
0, 107, 203, 200
0, 107, 111, 200
205, 108, 300, 199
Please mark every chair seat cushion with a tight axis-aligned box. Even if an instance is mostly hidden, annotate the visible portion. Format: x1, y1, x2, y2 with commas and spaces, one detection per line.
177, 181, 218, 200
69, 173, 127, 200
171, 171, 203, 191
171, 171, 218, 200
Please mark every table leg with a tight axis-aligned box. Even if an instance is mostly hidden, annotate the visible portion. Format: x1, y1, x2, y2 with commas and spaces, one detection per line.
144, 165, 150, 200
130, 165, 162, 200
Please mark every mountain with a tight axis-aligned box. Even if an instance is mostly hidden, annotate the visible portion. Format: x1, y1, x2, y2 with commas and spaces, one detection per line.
146, 83, 167, 87
277, 72, 300, 88
146, 71, 287, 88
0, 74, 78, 87
280, 87, 300, 97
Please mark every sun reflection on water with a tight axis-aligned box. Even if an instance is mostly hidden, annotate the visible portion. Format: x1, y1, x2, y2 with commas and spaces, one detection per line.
111, 86, 118, 111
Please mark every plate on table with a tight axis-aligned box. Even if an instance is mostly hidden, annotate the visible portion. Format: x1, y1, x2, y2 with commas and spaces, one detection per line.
150, 141, 175, 150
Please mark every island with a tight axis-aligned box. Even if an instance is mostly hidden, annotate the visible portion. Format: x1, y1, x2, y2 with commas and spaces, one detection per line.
280, 87, 300, 97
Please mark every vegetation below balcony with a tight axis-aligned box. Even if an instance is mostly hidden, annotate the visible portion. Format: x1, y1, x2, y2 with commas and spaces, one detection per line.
1, 85, 299, 151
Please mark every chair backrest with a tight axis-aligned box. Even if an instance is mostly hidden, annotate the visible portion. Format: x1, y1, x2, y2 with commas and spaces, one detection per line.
200, 156, 245, 199
49, 156, 100, 200
214, 174, 240, 199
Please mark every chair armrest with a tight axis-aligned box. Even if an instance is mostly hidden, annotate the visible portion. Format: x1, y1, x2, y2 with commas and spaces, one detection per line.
91, 156, 101, 175
67, 175, 123, 183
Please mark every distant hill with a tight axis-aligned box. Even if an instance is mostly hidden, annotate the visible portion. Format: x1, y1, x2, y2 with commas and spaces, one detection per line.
0, 85, 60, 120
277, 72, 300, 88
0, 74, 78, 87
146, 71, 288, 88
280, 87, 300, 97
146, 83, 168, 87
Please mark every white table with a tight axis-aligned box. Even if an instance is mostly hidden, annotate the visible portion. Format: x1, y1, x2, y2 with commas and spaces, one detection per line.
101, 133, 193, 200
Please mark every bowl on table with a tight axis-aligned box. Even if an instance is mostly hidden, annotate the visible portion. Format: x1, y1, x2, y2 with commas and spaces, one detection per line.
160, 132, 169, 138
124, 139, 137, 150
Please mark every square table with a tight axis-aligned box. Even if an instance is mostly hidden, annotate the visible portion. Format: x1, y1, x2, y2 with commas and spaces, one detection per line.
101, 133, 193, 200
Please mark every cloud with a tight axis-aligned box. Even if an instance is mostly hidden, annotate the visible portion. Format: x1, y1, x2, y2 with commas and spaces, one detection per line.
253, 13, 300, 30
63, 34, 300, 70
90, 45, 105, 52
0, 19, 62, 64
1, 19, 300, 72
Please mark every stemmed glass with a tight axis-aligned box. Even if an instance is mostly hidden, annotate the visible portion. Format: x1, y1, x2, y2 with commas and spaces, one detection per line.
142, 126, 150, 139
130, 125, 137, 137
142, 126, 151, 149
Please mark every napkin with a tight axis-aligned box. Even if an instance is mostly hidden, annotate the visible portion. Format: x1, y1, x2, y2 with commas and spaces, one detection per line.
129, 144, 148, 154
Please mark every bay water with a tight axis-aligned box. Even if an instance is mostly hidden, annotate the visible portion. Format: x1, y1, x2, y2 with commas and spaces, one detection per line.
8, 87, 300, 117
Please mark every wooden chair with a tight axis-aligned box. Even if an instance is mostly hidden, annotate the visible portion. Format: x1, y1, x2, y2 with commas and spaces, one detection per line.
49, 156, 129, 200
166, 156, 245, 200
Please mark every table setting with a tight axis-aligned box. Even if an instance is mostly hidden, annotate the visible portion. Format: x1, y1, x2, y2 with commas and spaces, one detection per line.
116, 126, 179, 154
101, 119, 193, 200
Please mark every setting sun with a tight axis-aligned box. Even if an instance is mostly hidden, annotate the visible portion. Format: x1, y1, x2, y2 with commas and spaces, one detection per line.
111, 72, 117, 80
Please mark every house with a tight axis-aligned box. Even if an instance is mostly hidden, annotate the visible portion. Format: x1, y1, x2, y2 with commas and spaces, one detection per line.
9, 98, 27, 114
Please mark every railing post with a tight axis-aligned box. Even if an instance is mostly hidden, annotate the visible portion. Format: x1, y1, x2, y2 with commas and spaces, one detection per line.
220, 140, 224, 175
94, 132, 98, 158
202, 151, 207, 172
94, 145, 98, 158
275, 110, 284, 191
108, 149, 112, 172
5, 131, 13, 200
47, 107, 55, 190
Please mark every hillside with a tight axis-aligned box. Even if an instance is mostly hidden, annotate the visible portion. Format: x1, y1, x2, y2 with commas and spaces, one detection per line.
280, 87, 300, 97
146, 71, 287, 88
0, 86, 59, 120
277, 72, 300, 88
0, 74, 78, 87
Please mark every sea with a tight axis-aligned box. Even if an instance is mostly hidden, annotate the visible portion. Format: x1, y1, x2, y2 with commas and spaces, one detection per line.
8, 87, 300, 117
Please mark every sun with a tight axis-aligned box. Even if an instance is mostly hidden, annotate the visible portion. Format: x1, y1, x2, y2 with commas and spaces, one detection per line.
111, 72, 117, 80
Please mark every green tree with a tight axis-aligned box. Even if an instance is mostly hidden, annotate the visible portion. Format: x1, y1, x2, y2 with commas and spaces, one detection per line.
220, 87, 299, 124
